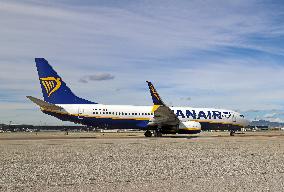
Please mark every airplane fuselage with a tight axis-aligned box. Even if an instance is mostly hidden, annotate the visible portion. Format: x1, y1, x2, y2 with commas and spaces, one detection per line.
42, 104, 249, 131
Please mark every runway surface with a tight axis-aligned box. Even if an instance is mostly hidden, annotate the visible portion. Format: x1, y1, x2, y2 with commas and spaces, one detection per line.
1, 131, 284, 191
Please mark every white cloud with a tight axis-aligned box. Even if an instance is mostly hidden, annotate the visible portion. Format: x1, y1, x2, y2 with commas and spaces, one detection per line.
79, 73, 115, 83
1, 0, 284, 124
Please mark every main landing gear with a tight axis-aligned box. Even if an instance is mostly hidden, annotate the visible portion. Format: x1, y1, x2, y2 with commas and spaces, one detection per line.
144, 128, 163, 137
144, 130, 152, 137
154, 128, 162, 137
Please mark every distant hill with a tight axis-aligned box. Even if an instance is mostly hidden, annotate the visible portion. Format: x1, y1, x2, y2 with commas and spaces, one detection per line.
249, 120, 284, 127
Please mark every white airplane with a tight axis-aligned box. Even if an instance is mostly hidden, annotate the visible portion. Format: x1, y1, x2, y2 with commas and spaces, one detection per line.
27, 58, 249, 137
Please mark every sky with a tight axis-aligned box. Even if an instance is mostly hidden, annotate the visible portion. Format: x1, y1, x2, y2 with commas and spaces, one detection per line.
1, 0, 284, 125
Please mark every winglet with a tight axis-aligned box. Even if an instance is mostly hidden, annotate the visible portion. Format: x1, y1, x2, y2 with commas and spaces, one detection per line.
146, 81, 165, 106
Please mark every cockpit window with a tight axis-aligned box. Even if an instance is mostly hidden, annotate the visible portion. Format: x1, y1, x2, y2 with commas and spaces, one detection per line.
240, 115, 244, 118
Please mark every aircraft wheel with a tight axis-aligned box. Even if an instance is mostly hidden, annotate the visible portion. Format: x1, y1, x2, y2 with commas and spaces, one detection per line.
144, 130, 152, 137
154, 129, 162, 137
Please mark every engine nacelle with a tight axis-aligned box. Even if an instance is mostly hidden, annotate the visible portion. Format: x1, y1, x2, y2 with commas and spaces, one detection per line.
178, 121, 201, 134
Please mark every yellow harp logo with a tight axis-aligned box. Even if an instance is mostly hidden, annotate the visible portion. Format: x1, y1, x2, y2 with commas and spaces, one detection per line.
40, 77, 62, 97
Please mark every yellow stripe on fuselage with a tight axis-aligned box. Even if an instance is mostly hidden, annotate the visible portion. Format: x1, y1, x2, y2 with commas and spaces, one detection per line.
180, 127, 201, 131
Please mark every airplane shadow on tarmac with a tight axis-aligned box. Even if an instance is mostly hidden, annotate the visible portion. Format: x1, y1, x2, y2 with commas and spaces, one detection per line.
159, 135, 200, 139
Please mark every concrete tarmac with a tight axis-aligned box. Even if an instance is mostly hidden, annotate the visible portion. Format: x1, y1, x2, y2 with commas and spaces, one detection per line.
1, 131, 284, 192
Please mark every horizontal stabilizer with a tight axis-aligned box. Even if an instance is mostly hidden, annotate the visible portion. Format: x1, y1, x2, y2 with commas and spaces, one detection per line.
27, 96, 63, 111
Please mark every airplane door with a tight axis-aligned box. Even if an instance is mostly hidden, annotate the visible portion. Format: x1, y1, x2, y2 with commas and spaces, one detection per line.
232, 114, 237, 122
78, 108, 84, 119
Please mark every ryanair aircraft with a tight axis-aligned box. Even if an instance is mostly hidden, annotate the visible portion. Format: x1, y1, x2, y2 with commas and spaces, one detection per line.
28, 58, 249, 137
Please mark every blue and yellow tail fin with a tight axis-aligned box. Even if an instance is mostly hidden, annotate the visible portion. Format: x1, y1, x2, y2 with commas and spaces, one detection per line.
35, 58, 96, 104
146, 81, 165, 106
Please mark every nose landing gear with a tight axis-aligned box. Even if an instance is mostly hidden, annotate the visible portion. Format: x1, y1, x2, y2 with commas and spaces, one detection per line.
230, 129, 235, 136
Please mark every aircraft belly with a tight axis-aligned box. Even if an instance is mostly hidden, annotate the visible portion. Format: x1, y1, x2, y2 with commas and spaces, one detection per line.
199, 122, 242, 131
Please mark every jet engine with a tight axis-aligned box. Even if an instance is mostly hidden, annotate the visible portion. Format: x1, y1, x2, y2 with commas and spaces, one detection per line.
178, 121, 201, 134
147, 120, 201, 134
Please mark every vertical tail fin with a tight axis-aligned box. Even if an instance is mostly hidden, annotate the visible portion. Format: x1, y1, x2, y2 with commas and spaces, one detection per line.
35, 58, 96, 104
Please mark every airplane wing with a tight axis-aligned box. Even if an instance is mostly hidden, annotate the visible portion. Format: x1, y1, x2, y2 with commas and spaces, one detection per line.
152, 105, 180, 125
146, 81, 180, 126
26, 96, 64, 111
